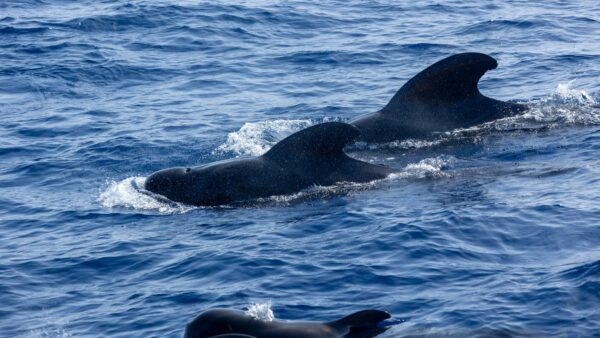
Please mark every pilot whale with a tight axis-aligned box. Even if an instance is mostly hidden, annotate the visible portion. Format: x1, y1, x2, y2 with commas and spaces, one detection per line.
350, 52, 528, 143
183, 308, 390, 338
205, 335, 256, 338
145, 122, 395, 206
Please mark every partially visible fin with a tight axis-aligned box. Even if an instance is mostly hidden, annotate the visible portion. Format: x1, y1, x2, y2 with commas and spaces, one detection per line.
263, 122, 359, 162
384, 52, 499, 112
330, 309, 391, 330
208, 335, 258, 338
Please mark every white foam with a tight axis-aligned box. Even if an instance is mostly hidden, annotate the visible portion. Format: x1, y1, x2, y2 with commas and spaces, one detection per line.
537, 82, 599, 124
27, 312, 72, 338
214, 119, 314, 157
399, 156, 454, 179
352, 138, 444, 151
29, 328, 71, 338
29, 327, 71, 338
246, 302, 275, 322
97, 176, 192, 214
520, 82, 599, 124
554, 81, 596, 104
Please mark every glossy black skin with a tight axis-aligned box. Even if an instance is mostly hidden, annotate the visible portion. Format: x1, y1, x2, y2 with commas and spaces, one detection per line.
145, 122, 395, 206
351, 52, 528, 143
184, 308, 390, 338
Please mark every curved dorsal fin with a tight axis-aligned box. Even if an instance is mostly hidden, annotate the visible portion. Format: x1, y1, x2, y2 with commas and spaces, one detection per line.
263, 122, 359, 163
329, 309, 390, 330
383, 52, 498, 112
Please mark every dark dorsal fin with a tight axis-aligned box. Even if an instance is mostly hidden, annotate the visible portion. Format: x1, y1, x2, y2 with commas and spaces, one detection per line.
263, 122, 359, 163
208, 335, 258, 338
383, 52, 498, 112
329, 310, 390, 330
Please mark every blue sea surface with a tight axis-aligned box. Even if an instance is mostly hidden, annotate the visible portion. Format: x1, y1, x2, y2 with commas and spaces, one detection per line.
1, 1, 600, 337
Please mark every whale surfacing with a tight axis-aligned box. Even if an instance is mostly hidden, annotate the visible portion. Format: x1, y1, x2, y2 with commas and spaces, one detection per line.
184, 308, 391, 338
351, 52, 528, 143
145, 122, 394, 206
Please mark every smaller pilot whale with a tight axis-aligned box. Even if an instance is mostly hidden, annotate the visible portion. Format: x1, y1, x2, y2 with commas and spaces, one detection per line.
207, 335, 257, 338
206, 335, 257, 338
145, 122, 395, 206
350, 52, 528, 143
183, 308, 390, 338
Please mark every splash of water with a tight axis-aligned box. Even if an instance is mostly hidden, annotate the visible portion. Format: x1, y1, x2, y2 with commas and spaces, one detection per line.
398, 156, 454, 179
514, 82, 599, 126
28, 312, 72, 338
213, 117, 344, 157
245, 302, 275, 322
214, 119, 314, 157
553, 81, 596, 104
30, 328, 72, 338
97, 176, 192, 214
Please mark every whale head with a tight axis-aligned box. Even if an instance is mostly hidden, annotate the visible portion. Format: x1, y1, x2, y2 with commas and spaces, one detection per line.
144, 164, 233, 206
145, 167, 199, 204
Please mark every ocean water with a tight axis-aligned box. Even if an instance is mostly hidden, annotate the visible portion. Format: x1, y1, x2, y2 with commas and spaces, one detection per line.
1, 0, 600, 337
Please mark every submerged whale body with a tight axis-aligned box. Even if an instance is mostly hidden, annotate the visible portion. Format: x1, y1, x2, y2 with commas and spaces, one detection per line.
351, 52, 528, 143
183, 308, 390, 338
145, 122, 394, 206
206, 335, 257, 338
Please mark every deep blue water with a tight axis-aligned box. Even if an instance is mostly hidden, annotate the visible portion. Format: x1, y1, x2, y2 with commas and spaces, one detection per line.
2, 1, 600, 337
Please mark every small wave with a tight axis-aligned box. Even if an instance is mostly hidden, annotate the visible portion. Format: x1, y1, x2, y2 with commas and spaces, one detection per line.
558, 259, 600, 280
59, 14, 163, 32
97, 177, 192, 214
272, 50, 385, 66
459, 19, 550, 35
245, 302, 275, 322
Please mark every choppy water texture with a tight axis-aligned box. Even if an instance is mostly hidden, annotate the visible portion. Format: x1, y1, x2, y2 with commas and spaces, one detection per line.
1, 1, 600, 337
